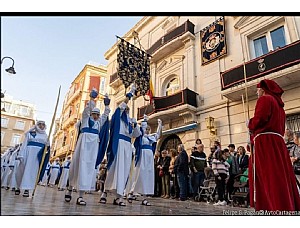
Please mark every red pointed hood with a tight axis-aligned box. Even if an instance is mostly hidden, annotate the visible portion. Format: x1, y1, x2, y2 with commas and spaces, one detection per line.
257, 79, 284, 107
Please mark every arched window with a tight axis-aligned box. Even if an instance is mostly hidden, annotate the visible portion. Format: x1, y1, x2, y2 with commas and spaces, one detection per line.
166, 77, 180, 96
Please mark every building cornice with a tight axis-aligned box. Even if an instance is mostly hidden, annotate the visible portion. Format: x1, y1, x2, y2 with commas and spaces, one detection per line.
1, 112, 35, 121
104, 16, 154, 60
71, 64, 108, 85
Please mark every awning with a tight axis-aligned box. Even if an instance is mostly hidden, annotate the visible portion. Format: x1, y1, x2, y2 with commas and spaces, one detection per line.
162, 122, 198, 136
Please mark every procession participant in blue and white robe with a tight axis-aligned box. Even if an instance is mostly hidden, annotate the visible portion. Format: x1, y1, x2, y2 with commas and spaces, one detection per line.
128, 116, 162, 206
2, 146, 18, 189
8, 144, 22, 191
99, 84, 141, 207
86, 165, 99, 194
58, 156, 71, 191
1, 147, 14, 189
49, 158, 61, 187
65, 89, 110, 206
1, 149, 10, 181
40, 161, 51, 186
15, 121, 50, 197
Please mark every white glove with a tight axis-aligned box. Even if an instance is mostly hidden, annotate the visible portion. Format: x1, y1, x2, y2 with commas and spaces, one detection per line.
143, 114, 149, 122
158, 119, 162, 125
131, 118, 137, 124
129, 83, 136, 94
245, 120, 249, 128
247, 134, 251, 144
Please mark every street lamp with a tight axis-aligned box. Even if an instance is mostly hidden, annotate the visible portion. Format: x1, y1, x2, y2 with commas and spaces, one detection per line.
1, 56, 16, 98
205, 116, 217, 136
1, 56, 16, 74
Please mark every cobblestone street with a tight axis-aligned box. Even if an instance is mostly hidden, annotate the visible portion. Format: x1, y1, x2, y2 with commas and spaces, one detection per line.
1, 186, 254, 216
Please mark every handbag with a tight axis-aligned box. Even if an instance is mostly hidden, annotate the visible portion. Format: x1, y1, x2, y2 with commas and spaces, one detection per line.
159, 169, 164, 177
293, 162, 300, 175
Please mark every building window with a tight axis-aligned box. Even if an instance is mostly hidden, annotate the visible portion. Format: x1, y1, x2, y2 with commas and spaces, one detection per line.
11, 134, 21, 146
286, 113, 300, 134
166, 77, 180, 96
1, 102, 11, 112
20, 106, 29, 116
253, 36, 268, 57
100, 77, 106, 95
1, 131, 5, 143
270, 26, 286, 50
62, 135, 67, 147
252, 26, 286, 58
76, 103, 79, 114
1, 117, 9, 128
15, 120, 25, 130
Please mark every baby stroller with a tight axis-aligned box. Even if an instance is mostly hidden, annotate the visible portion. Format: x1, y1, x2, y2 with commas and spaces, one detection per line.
231, 171, 249, 208
195, 178, 217, 203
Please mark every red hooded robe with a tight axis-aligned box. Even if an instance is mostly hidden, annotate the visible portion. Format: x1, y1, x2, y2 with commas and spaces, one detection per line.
248, 79, 300, 211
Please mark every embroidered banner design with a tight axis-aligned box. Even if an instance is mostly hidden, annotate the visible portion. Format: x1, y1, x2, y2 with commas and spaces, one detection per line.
117, 37, 151, 96
200, 16, 227, 65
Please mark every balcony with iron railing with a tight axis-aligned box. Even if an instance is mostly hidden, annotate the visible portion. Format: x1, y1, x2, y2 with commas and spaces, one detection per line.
220, 40, 300, 101
54, 144, 69, 157
61, 113, 78, 130
64, 89, 81, 111
137, 88, 198, 124
109, 72, 123, 89
109, 20, 195, 88
147, 20, 195, 62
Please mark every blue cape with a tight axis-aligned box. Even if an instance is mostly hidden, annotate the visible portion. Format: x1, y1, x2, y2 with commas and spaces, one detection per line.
106, 107, 121, 170
37, 146, 50, 182
95, 116, 110, 169
134, 130, 157, 167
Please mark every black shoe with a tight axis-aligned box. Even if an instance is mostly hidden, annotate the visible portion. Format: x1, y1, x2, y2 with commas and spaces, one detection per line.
76, 197, 86, 206
15, 189, 20, 195
64, 189, 72, 202
23, 190, 29, 197
113, 198, 126, 206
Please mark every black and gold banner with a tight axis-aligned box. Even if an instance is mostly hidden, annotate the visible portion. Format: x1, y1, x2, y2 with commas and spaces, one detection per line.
117, 37, 151, 96
200, 16, 227, 65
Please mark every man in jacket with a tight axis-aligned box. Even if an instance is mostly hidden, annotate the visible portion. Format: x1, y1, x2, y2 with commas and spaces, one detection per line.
190, 144, 207, 201
174, 144, 189, 201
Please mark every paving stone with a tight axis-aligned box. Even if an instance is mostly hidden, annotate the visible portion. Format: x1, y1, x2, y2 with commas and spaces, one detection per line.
1, 186, 254, 215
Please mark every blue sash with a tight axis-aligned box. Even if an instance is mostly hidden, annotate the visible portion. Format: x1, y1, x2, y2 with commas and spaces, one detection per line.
119, 134, 131, 143
81, 127, 98, 134
27, 141, 45, 147
141, 145, 153, 150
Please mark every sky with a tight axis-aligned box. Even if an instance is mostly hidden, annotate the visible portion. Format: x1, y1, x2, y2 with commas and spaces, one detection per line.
1, 16, 142, 134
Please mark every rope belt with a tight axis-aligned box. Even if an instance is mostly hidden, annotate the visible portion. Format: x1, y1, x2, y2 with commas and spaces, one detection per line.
63, 167, 70, 169
253, 132, 284, 142
52, 167, 60, 169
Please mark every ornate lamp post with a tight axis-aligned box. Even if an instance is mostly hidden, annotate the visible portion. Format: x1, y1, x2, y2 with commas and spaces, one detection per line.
1, 56, 16, 98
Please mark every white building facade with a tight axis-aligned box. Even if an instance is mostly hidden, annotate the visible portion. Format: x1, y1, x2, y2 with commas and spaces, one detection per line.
105, 16, 300, 154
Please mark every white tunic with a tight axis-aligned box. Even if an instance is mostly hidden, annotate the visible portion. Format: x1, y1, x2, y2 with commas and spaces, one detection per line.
41, 162, 51, 185
130, 122, 162, 195
18, 129, 48, 190
1, 150, 10, 181
104, 102, 141, 195
69, 103, 110, 191
1, 149, 13, 187
90, 166, 98, 191
58, 160, 71, 189
49, 161, 61, 185
8, 145, 21, 188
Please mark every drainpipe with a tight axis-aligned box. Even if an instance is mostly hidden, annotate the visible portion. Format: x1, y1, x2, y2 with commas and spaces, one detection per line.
226, 99, 232, 143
